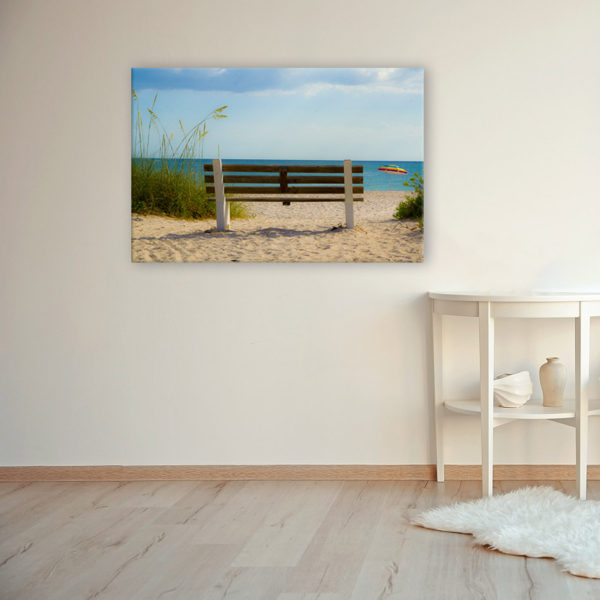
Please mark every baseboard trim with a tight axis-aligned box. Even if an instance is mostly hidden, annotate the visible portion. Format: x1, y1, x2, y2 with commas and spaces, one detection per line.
1, 464, 600, 482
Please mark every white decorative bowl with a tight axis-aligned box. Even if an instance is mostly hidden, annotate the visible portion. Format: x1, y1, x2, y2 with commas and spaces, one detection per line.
493, 371, 533, 408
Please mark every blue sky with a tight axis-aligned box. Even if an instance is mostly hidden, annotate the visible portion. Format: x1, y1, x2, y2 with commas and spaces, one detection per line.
131, 68, 424, 161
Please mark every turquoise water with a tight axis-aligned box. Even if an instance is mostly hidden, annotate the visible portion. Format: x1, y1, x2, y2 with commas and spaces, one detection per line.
137, 159, 423, 191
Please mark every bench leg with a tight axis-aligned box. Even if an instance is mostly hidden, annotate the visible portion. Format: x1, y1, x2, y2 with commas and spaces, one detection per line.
344, 159, 354, 229
213, 158, 229, 232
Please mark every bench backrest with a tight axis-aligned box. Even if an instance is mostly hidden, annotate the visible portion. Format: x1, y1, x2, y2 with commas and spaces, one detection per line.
205, 162, 363, 203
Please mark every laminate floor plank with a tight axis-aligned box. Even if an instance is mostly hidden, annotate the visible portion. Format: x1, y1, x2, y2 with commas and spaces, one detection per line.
349, 480, 426, 599
232, 481, 342, 568
2, 480, 600, 599
130, 543, 241, 600
0, 483, 32, 499
0, 483, 123, 569
1, 481, 201, 598
283, 480, 392, 596
192, 481, 295, 546
3, 507, 164, 600
87, 480, 201, 509
152, 480, 245, 527
132, 483, 249, 599
201, 567, 292, 600
90, 485, 249, 599
0, 482, 72, 526
43, 520, 185, 600
276, 595, 343, 600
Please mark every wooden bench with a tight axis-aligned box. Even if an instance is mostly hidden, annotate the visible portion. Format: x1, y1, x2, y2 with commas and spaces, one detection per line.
205, 159, 363, 232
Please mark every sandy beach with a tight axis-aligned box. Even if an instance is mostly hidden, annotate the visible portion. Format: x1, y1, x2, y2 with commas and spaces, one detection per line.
131, 191, 423, 263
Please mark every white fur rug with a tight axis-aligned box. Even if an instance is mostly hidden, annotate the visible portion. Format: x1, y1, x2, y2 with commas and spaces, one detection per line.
412, 486, 600, 578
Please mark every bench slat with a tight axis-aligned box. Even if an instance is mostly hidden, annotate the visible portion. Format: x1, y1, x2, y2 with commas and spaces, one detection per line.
206, 175, 279, 184
206, 196, 364, 203
205, 175, 363, 184
206, 186, 364, 195
204, 164, 363, 173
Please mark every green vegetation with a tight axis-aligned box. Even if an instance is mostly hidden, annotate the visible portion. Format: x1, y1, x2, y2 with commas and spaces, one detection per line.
394, 172, 423, 230
131, 90, 246, 219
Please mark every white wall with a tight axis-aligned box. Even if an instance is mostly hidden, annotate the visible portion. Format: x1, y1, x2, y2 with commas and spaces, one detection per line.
1, 0, 599, 466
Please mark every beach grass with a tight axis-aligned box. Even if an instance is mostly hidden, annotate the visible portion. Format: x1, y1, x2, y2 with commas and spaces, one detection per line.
131, 90, 247, 220
394, 172, 423, 229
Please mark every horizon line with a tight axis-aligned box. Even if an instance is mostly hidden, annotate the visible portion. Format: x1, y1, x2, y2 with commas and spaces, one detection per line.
133, 157, 424, 162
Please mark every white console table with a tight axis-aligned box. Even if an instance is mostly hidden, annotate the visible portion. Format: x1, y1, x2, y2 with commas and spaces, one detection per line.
430, 292, 600, 499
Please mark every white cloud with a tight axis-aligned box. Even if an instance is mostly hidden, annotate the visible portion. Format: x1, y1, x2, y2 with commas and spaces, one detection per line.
376, 68, 398, 81
245, 80, 423, 98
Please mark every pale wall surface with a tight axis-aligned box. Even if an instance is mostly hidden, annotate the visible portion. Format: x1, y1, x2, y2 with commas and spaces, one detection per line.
1, 0, 599, 465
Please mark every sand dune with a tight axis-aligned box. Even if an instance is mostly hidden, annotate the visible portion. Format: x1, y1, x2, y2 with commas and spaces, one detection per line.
131, 191, 423, 263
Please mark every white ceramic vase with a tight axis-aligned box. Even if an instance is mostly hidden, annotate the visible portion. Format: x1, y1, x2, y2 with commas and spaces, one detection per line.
539, 357, 566, 407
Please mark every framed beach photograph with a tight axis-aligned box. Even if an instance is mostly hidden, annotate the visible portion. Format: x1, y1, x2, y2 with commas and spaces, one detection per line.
131, 67, 424, 262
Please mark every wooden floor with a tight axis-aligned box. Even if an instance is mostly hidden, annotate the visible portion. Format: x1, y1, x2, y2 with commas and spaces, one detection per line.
1, 480, 600, 599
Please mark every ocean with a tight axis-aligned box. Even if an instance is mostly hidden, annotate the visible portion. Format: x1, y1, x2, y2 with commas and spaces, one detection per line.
137, 159, 423, 192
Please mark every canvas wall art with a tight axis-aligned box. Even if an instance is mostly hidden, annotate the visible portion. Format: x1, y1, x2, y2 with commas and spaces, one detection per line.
131, 68, 424, 262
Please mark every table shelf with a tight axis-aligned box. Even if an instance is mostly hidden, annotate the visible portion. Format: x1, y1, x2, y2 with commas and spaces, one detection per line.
444, 398, 600, 420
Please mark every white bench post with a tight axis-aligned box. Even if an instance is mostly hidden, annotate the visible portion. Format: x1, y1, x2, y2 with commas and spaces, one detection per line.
344, 159, 354, 229
213, 158, 229, 232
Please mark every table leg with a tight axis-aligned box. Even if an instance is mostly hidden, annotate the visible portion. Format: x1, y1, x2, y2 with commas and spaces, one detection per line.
432, 308, 444, 482
576, 304, 590, 500
479, 301, 494, 497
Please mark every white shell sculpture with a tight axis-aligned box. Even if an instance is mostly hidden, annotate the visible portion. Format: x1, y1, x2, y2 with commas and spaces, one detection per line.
493, 371, 533, 408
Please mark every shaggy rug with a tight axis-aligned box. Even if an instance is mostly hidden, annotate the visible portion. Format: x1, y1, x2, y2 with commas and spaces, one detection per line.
412, 486, 600, 578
